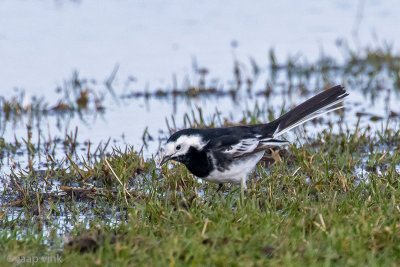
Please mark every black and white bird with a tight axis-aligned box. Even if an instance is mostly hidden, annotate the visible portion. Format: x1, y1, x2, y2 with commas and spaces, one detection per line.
160, 85, 348, 190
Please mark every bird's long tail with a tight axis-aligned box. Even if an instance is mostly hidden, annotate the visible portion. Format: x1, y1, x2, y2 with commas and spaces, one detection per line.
270, 85, 348, 138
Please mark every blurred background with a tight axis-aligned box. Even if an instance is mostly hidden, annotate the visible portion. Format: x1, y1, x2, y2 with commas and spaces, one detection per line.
1, 0, 399, 94
0, 0, 399, 161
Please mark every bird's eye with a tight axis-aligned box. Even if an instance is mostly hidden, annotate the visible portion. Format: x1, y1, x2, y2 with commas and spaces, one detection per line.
176, 145, 181, 150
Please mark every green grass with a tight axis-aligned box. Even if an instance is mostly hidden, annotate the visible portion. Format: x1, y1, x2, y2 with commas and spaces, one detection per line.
1, 41, 400, 266
1, 123, 399, 266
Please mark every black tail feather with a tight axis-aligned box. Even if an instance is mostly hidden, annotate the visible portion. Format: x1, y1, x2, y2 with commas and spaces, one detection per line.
266, 85, 348, 137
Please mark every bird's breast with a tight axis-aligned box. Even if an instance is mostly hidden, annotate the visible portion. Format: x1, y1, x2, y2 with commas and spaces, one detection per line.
183, 147, 213, 178
203, 151, 264, 185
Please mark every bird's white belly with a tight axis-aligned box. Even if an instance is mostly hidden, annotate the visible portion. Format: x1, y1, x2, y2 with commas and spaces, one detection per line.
203, 152, 264, 185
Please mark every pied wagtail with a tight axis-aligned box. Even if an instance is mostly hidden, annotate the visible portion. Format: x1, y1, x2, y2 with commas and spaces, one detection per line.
160, 85, 348, 190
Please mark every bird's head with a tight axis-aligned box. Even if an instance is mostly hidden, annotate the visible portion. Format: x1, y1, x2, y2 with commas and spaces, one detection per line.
160, 130, 207, 165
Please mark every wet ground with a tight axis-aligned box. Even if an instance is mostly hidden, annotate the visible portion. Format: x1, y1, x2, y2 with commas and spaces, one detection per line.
0, 1, 400, 261
1, 0, 400, 155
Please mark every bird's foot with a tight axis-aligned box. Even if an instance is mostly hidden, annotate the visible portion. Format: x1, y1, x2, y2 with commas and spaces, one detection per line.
216, 183, 223, 193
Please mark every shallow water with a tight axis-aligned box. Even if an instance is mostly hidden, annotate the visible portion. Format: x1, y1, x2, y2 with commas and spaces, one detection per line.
1, 1, 400, 238
1, 0, 399, 96
1, 0, 400, 161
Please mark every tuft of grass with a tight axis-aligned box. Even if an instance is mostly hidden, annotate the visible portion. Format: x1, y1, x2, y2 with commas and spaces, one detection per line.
1, 40, 400, 265
1, 120, 400, 265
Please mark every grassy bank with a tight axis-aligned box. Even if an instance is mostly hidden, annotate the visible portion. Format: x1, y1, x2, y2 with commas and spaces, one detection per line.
1, 42, 400, 266
1, 123, 399, 266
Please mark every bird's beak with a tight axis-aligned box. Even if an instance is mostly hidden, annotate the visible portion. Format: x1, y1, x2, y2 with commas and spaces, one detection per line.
160, 155, 172, 166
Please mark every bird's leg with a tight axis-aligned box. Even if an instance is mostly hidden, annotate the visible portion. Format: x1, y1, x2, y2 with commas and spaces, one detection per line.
240, 178, 247, 203
240, 177, 247, 191
208, 183, 223, 206
216, 183, 223, 193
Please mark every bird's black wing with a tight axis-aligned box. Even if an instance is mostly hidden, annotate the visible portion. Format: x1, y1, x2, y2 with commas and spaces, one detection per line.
204, 135, 241, 151
205, 135, 287, 158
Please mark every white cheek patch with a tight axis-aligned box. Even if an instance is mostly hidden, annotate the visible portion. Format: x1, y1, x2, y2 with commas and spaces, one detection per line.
165, 143, 176, 156
166, 135, 208, 157
176, 135, 207, 149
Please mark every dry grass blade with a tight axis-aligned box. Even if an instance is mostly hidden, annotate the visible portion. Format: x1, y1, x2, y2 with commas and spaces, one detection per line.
105, 158, 132, 205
